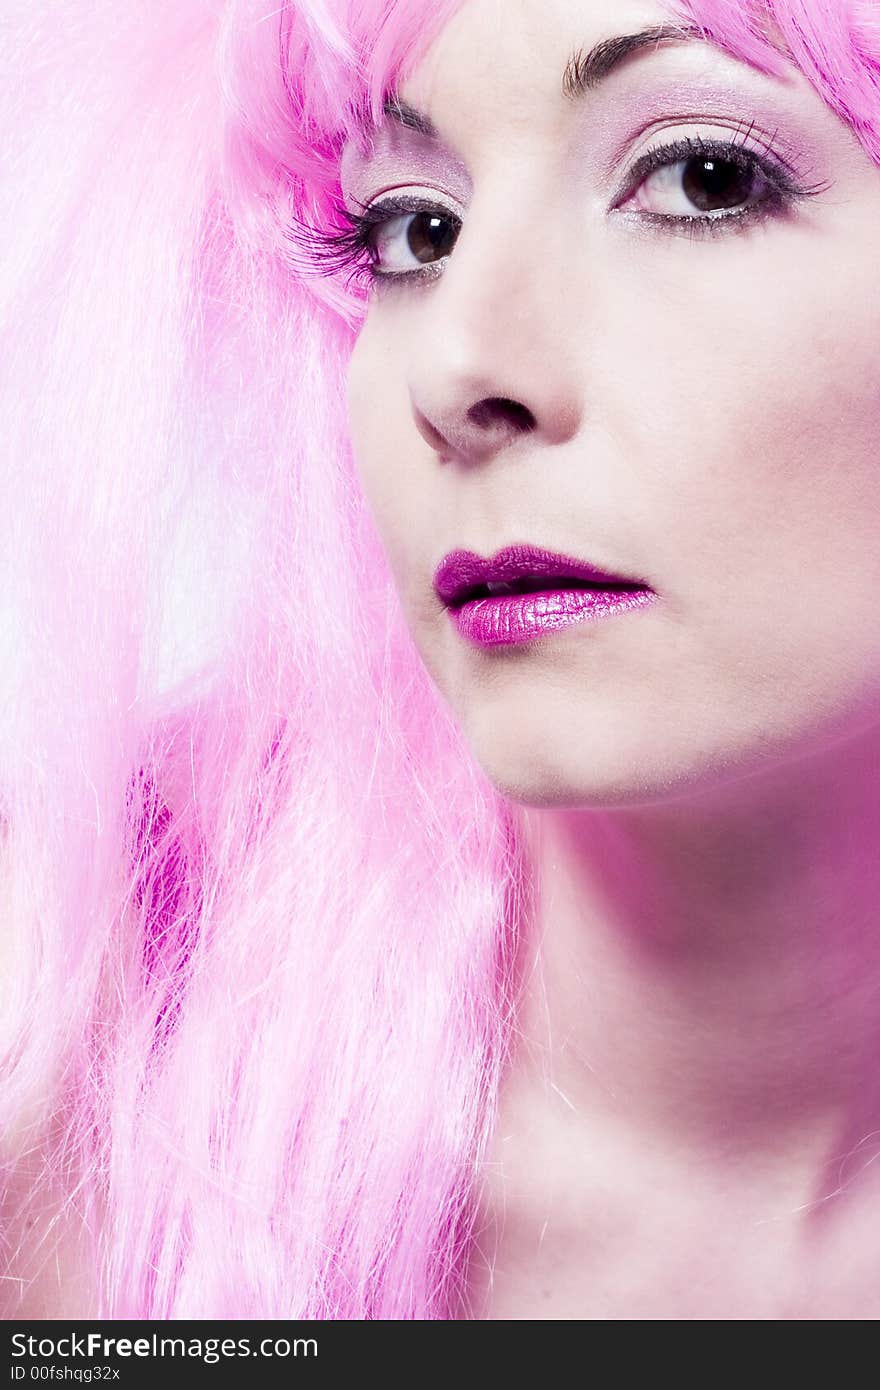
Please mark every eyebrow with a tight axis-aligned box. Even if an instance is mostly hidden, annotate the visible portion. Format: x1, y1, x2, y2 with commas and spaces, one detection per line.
562, 22, 705, 96
382, 22, 708, 137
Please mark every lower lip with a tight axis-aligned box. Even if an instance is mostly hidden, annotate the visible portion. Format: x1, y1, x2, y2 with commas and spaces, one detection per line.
448, 587, 658, 647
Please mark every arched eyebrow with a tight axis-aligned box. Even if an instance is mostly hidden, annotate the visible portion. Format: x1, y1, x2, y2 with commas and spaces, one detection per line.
562, 22, 706, 96
382, 23, 709, 136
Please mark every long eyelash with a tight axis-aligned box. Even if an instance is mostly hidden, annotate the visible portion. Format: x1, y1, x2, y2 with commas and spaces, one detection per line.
618, 127, 832, 239
289, 126, 832, 282
282, 195, 455, 290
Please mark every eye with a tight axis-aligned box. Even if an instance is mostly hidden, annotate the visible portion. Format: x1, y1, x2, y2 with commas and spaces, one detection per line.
624, 147, 770, 218
283, 191, 463, 288
611, 133, 828, 235
347, 193, 462, 281
367, 204, 461, 276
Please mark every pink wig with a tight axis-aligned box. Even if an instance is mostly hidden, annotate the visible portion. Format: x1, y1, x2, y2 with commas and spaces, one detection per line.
1, 0, 879, 1319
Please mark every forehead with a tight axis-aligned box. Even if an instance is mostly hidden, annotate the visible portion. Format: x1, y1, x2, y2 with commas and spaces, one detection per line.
398, 0, 706, 126
393, 0, 794, 143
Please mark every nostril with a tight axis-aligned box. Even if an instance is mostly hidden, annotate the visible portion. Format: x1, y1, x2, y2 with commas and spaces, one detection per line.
467, 397, 535, 432
411, 394, 538, 462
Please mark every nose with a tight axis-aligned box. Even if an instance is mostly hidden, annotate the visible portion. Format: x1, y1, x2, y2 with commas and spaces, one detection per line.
407, 198, 584, 465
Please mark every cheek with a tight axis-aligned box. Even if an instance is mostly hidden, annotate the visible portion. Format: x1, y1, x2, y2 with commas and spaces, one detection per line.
621, 221, 880, 568
345, 327, 471, 709
346, 329, 410, 560
627, 268, 880, 738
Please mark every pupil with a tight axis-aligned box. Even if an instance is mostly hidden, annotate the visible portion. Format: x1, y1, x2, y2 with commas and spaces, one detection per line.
682, 156, 755, 213
408, 212, 458, 263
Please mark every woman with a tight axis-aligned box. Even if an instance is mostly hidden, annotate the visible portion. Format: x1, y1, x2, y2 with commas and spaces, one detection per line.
3, 0, 880, 1319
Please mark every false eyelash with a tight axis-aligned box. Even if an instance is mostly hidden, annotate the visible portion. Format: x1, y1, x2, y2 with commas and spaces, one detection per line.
287, 128, 832, 281
614, 129, 833, 239
624, 126, 831, 203
282, 194, 454, 289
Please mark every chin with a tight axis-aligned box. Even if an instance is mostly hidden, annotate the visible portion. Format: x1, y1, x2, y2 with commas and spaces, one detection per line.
466, 734, 677, 810
482, 760, 743, 812
462, 712, 766, 811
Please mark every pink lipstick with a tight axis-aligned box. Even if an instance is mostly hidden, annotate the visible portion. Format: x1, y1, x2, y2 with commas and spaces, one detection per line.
434, 544, 658, 647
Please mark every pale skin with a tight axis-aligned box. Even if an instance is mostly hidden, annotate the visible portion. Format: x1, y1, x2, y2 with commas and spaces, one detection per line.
343, 0, 880, 1317
7, 0, 880, 1323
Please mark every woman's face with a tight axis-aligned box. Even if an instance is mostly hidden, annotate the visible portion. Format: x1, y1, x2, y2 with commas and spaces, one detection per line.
343, 0, 880, 808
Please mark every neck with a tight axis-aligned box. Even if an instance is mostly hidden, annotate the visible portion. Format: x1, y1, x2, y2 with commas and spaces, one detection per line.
514, 727, 880, 1181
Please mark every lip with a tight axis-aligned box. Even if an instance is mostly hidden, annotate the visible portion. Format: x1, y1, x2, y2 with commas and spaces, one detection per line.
433, 544, 657, 648
434, 544, 652, 606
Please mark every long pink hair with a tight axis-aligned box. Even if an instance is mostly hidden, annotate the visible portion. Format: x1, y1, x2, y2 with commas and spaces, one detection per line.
2, 0, 879, 1319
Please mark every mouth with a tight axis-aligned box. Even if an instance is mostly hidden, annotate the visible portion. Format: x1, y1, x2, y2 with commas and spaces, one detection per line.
434, 544, 653, 609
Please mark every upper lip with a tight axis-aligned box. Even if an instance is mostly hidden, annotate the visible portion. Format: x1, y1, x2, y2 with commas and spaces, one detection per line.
433, 544, 652, 607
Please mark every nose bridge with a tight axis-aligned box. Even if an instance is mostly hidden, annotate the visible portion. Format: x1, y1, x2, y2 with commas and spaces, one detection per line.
408, 174, 584, 459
